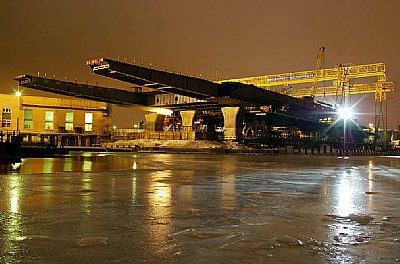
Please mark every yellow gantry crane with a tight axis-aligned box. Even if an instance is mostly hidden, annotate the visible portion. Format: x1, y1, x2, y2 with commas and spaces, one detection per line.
217, 57, 395, 141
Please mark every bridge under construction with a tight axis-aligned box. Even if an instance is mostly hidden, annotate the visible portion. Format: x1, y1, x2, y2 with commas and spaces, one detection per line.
14, 53, 395, 150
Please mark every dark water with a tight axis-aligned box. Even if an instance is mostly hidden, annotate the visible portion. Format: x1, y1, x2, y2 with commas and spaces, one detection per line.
0, 153, 399, 263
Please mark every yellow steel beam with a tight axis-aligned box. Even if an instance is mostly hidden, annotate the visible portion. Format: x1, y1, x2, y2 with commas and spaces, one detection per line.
271, 81, 395, 98
217, 63, 387, 88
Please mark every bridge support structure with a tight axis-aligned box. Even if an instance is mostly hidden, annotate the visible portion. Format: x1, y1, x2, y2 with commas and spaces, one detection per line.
222, 107, 245, 141
145, 113, 165, 131
180, 110, 197, 132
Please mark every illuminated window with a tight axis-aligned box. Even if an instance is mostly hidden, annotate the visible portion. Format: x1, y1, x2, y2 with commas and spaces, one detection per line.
85, 112, 93, 132
45, 110, 54, 130
2, 120, 11, 128
2, 108, 11, 127
65, 112, 74, 131
24, 109, 33, 129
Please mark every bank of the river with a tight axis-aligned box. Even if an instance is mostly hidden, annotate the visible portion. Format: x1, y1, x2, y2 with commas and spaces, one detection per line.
101, 139, 400, 156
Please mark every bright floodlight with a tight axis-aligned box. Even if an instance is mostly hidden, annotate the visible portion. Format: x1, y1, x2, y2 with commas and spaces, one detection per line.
338, 106, 353, 120
15, 91, 22, 97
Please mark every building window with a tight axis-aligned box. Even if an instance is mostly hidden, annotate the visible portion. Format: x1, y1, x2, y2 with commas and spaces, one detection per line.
2, 108, 11, 128
24, 109, 33, 129
2, 120, 11, 128
85, 112, 93, 132
45, 110, 54, 130
65, 112, 74, 131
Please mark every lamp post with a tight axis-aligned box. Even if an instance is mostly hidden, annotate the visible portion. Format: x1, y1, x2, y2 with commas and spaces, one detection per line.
15, 90, 22, 134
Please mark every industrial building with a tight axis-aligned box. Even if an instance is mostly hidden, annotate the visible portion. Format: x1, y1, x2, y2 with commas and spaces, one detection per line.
0, 93, 112, 147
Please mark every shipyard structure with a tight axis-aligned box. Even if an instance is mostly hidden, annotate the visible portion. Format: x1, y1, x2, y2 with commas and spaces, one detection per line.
12, 54, 396, 151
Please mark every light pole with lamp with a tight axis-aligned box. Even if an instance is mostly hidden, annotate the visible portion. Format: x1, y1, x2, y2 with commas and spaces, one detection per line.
15, 90, 22, 134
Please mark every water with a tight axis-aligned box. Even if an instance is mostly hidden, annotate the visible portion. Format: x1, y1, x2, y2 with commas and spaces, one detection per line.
0, 153, 399, 263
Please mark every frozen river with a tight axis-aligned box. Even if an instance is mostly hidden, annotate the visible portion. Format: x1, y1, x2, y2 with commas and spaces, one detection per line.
0, 153, 399, 263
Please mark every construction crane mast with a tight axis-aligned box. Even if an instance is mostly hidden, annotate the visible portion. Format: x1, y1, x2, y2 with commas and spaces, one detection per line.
311, 47, 325, 96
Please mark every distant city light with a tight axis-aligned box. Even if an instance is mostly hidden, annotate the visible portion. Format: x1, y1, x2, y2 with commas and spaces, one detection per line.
15, 91, 22, 97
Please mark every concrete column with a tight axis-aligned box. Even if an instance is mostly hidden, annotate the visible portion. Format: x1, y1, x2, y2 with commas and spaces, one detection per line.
145, 113, 165, 131
222, 107, 245, 141
180, 110, 196, 132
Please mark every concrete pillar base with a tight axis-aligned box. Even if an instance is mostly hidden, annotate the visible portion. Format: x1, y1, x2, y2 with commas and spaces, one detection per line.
145, 113, 165, 131
222, 107, 245, 141
180, 110, 196, 132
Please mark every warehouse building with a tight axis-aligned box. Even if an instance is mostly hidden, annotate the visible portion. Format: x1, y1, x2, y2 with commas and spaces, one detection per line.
0, 93, 112, 146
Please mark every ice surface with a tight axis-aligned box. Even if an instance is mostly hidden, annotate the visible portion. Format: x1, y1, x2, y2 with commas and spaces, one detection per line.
0, 154, 399, 263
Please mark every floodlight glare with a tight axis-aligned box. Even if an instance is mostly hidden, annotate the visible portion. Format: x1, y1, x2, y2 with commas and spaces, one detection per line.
15, 91, 22, 97
338, 106, 353, 120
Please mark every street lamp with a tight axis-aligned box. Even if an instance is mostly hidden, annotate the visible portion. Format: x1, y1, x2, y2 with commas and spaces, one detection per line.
15, 90, 23, 133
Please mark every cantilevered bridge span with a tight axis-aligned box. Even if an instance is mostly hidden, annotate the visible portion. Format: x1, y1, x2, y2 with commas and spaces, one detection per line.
15, 58, 337, 140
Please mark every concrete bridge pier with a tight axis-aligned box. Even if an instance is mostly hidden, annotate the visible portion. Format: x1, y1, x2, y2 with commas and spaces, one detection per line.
180, 110, 196, 132
145, 113, 165, 131
222, 107, 245, 141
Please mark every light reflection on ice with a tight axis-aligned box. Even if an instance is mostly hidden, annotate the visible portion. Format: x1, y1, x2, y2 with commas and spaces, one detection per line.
63, 157, 73, 171
152, 182, 171, 207
82, 173, 92, 213
368, 160, 375, 207
82, 158, 92, 172
0, 154, 399, 263
131, 172, 137, 208
4, 175, 25, 260
9, 176, 20, 214
337, 174, 354, 217
148, 170, 172, 254
43, 158, 54, 173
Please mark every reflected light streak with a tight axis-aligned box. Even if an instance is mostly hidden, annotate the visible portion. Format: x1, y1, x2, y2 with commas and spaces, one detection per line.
82, 173, 93, 214
43, 159, 53, 206
83, 159, 92, 172
153, 183, 171, 207
221, 156, 237, 210
43, 158, 53, 174
368, 160, 375, 208
337, 172, 354, 217
63, 158, 73, 171
148, 171, 172, 248
9, 176, 20, 213
368, 160, 375, 193
131, 172, 137, 209
5, 175, 25, 259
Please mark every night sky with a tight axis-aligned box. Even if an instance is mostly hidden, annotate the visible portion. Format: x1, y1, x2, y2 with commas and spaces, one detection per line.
1, 0, 399, 128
